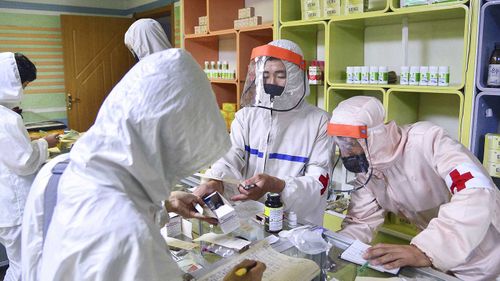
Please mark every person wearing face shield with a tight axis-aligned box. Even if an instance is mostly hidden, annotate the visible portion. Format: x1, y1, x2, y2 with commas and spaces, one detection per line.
328, 96, 500, 280
194, 40, 333, 226
124, 18, 172, 62
20, 49, 266, 281
0, 52, 59, 281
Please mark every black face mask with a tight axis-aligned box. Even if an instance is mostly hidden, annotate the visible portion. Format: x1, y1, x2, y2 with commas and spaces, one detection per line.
264, 84, 285, 99
341, 154, 370, 174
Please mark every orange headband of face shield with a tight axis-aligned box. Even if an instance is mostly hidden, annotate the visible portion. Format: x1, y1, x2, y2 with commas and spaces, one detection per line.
251, 45, 306, 70
327, 123, 368, 139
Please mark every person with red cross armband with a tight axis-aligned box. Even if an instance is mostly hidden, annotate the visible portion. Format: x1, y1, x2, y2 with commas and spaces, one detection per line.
194, 40, 333, 226
328, 96, 500, 280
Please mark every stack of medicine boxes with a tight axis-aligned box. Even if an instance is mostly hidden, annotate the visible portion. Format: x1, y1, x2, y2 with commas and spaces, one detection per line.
234, 7, 261, 29
221, 103, 237, 130
194, 16, 208, 35
483, 133, 500, 178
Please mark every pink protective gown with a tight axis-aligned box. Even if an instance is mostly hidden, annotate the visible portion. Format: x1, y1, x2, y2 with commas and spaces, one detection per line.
331, 96, 500, 280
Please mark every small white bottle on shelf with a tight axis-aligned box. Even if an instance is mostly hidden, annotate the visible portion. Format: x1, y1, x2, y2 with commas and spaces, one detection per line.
346, 66, 354, 84
353, 66, 361, 84
428, 66, 438, 86
378, 66, 388, 84
409, 66, 420, 86
438, 66, 449, 87
361, 66, 370, 84
369, 66, 379, 84
400, 66, 409, 85
419, 66, 429, 86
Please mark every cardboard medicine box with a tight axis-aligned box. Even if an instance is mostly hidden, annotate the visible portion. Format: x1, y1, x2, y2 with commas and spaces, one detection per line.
165, 212, 182, 237
197, 192, 239, 234
238, 7, 255, 19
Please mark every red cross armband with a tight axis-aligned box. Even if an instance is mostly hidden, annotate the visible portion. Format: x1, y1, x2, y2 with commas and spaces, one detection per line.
444, 163, 495, 195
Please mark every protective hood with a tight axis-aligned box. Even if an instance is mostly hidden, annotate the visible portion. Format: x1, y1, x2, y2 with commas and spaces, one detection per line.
124, 18, 172, 60
329, 96, 406, 171
0, 52, 23, 107
69, 48, 231, 205
240, 39, 309, 111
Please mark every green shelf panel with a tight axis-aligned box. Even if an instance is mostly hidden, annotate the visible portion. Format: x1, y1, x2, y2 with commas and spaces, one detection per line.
327, 5, 469, 90
280, 21, 328, 106
326, 86, 385, 113
386, 88, 463, 140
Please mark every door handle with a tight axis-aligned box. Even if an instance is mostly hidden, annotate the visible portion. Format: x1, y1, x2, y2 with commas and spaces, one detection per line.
67, 93, 80, 111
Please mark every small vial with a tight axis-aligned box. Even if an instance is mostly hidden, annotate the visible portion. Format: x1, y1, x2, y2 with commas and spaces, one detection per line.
288, 211, 297, 228
369, 66, 379, 84
419, 66, 429, 86
210, 61, 216, 79
429, 66, 438, 86
378, 66, 388, 84
409, 66, 420, 86
361, 66, 370, 84
400, 66, 409, 85
346, 66, 354, 84
438, 66, 449, 87
353, 66, 361, 84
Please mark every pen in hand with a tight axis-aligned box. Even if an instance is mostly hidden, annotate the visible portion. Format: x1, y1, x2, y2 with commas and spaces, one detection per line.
235, 260, 257, 276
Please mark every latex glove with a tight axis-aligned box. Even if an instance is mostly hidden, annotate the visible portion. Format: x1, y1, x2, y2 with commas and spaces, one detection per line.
231, 173, 285, 201
363, 243, 432, 270
165, 191, 217, 225
223, 259, 266, 281
43, 134, 60, 148
193, 179, 223, 198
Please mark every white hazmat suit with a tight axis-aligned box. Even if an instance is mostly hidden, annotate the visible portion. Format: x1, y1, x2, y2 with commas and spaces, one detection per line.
21, 49, 230, 281
330, 96, 500, 280
0, 52, 48, 281
206, 40, 332, 225
124, 18, 172, 60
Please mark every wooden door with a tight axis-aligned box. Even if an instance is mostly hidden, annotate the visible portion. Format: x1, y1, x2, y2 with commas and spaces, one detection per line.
61, 15, 134, 131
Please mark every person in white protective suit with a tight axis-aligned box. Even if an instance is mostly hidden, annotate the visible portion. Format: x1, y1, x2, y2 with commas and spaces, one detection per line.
0, 52, 58, 281
328, 96, 500, 280
21, 49, 266, 281
124, 18, 172, 61
194, 39, 333, 226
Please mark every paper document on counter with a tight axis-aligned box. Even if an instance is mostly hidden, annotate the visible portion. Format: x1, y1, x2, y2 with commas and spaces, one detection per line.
341, 240, 400, 275
197, 240, 320, 281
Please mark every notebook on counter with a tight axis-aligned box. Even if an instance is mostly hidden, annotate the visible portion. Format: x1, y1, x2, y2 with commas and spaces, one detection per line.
340, 240, 400, 275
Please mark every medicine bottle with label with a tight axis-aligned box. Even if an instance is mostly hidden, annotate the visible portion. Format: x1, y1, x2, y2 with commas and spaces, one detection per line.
487, 42, 500, 87
264, 193, 283, 233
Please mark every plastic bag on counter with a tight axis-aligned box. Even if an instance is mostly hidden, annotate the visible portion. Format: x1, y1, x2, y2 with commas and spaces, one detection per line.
279, 225, 331, 255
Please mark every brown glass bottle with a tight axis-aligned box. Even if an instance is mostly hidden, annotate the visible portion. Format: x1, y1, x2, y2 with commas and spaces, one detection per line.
487, 42, 500, 87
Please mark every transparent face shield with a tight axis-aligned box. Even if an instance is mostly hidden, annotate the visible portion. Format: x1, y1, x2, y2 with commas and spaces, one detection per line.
240, 45, 306, 111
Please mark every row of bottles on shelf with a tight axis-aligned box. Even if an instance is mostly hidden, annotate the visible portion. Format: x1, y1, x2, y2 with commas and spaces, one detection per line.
346, 66, 391, 84
487, 42, 500, 88
400, 66, 449, 86
484, 133, 500, 178
302, 0, 386, 19
204, 61, 236, 80
345, 65, 449, 86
